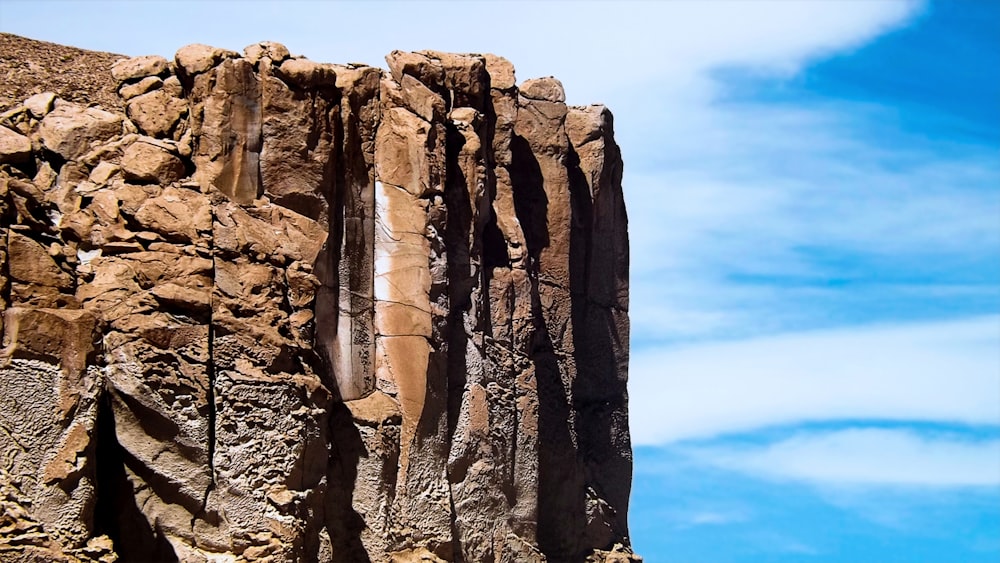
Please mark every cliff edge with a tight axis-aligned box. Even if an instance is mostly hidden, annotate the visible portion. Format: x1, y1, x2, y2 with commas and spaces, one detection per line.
0, 34, 635, 563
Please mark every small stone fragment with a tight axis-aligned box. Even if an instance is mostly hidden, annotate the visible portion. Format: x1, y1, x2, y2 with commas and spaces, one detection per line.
162, 75, 184, 97
244, 41, 291, 65
23, 91, 56, 118
88, 160, 119, 184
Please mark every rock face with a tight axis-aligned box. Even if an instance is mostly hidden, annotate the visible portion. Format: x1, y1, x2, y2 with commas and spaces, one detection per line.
0, 36, 636, 563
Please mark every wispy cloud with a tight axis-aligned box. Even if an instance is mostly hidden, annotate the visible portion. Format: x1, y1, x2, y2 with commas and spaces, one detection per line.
0, 0, 924, 102
686, 509, 749, 527
627, 97, 1000, 343
689, 427, 1000, 487
631, 315, 1000, 444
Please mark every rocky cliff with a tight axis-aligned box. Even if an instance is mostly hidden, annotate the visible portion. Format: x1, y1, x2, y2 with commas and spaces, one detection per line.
0, 34, 635, 563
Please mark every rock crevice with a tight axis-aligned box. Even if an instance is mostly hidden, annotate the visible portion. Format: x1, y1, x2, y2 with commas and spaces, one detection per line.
0, 36, 637, 563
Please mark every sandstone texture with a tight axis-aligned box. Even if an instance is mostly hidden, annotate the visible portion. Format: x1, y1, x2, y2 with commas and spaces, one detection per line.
0, 35, 636, 563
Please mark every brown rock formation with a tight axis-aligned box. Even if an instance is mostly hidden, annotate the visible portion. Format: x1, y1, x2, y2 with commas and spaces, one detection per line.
0, 35, 637, 563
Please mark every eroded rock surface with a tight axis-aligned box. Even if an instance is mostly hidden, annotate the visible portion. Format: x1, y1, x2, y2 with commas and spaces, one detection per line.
0, 36, 637, 563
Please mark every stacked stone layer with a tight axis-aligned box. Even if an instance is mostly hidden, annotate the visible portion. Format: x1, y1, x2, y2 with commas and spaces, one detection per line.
0, 39, 635, 563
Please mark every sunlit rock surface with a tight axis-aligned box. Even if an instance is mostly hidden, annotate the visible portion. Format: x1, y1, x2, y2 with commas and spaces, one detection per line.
0, 33, 637, 563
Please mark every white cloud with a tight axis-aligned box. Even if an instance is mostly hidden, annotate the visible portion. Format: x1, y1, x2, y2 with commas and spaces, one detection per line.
1, 1, 923, 102
627, 102, 1000, 270
630, 316, 1000, 444
689, 427, 1000, 487
625, 97, 1000, 342
687, 510, 748, 526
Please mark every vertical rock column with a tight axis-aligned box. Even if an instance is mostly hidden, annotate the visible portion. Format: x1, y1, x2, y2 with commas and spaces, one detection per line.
322, 64, 381, 402
433, 52, 501, 562
512, 77, 588, 560
434, 51, 538, 563
373, 51, 454, 559
188, 43, 355, 560
481, 54, 546, 561
566, 105, 632, 550
324, 63, 394, 560
92, 47, 226, 560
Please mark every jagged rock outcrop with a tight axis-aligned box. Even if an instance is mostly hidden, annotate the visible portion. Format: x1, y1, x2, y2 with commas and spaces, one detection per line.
0, 35, 636, 563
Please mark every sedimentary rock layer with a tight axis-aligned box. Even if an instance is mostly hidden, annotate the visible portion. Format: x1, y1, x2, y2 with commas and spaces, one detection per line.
0, 36, 636, 563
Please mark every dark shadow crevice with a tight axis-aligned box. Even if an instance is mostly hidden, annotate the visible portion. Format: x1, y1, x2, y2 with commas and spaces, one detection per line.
567, 137, 633, 551
509, 133, 587, 561
444, 121, 472, 444
324, 402, 371, 563
94, 391, 178, 562
509, 135, 548, 260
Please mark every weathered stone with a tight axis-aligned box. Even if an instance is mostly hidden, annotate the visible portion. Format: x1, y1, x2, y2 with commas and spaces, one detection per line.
244, 41, 291, 65
161, 74, 184, 97
7, 231, 75, 308
190, 57, 261, 204
520, 76, 566, 103
88, 160, 119, 185
0, 307, 103, 555
1, 38, 637, 563
23, 91, 56, 118
386, 50, 444, 87
375, 106, 438, 196
276, 58, 338, 87
0, 307, 100, 407
0, 125, 31, 163
111, 55, 169, 83
126, 89, 187, 138
118, 75, 162, 100
258, 60, 336, 219
120, 140, 186, 184
382, 74, 447, 123
345, 390, 402, 426
421, 50, 488, 107
174, 43, 238, 76
134, 186, 211, 243
38, 102, 122, 160
483, 54, 516, 90
213, 200, 325, 265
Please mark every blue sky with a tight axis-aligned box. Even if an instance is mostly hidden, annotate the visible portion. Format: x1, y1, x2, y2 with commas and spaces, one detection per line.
2, 1, 997, 561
